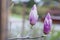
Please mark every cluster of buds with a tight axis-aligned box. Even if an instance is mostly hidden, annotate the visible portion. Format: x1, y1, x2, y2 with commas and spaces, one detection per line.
29, 4, 52, 35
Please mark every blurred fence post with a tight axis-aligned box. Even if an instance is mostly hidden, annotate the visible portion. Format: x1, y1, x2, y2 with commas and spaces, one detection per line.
0, 0, 2, 40
1, 0, 7, 40
1, 0, 10, 40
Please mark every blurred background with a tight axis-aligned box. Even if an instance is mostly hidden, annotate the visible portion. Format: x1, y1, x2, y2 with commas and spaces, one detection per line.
8, 0, 60, 40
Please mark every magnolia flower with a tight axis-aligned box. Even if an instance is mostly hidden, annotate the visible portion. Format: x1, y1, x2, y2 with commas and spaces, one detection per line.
29, 4, 38, 25
43, 13, 52, 35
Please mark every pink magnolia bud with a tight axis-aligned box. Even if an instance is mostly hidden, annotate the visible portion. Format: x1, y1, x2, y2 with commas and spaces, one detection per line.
29, 4, 38, 25
43, 13, 52, 35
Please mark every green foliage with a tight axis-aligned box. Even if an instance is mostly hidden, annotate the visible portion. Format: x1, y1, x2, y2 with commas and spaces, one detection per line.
27, 0, 36, 8
42, 0, 60, 2
37, 6, 49, 18
54, 0, 60, 2
50, 31, 60, 40
11, 5, 23, 15
11, 5, 50, 18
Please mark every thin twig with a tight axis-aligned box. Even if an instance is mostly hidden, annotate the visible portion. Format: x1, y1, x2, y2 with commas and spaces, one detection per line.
8, 36, 43, 40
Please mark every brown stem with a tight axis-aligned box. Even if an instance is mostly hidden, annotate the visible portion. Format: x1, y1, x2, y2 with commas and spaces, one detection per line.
8, 36, 44, 40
